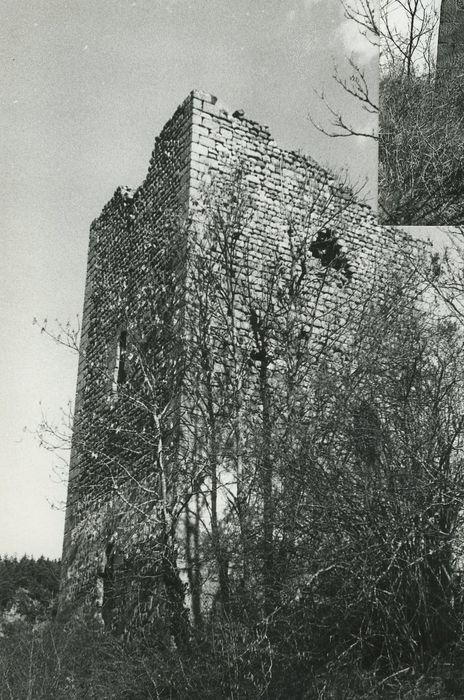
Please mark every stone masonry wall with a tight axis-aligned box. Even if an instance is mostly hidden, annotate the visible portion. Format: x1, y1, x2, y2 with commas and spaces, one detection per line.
60, 95, 193, 618
60, 90, 420, 629
188, 90, 413, 292
437, 0, 464, 75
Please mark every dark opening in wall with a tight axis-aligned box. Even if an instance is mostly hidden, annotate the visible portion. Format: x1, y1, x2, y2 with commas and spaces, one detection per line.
309, 229, 353, 281
114, 330, 127, 389
352, 399, 382, 465
102, 542, 115, 627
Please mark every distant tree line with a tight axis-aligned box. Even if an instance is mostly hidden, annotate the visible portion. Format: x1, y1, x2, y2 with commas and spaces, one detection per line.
0, 555, 60, 621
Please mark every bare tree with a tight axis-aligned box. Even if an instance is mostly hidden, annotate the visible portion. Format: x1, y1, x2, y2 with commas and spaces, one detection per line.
380, 0, 438, 78
311, 0, 380, 140
314, 0, 438, 141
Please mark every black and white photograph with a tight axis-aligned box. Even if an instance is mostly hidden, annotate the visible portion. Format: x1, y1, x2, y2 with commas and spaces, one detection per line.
2, 1, 464, 697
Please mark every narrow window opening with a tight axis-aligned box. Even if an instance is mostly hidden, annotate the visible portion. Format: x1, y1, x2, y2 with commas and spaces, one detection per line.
309, 229, 353, 281
112, 329, 127, 392
102, 542, 115, 627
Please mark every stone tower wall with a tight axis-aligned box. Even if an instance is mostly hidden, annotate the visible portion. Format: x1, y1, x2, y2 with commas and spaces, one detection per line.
437, 0, 464, 74
188, 91, 412, 287
60, 91, 418, 627
60, 94, 193, 610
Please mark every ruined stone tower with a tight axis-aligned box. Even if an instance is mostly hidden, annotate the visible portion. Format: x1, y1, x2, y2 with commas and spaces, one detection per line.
60, 91, 417, 633
437, 0, 464, 74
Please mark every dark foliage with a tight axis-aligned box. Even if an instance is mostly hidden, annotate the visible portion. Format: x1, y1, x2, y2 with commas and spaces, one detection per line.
379, 72, 464, 225
0, 555, 60, 621
1, 613, 464, 699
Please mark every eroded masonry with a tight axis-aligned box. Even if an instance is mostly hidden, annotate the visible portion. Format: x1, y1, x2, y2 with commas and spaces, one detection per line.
60, 91, 418, 635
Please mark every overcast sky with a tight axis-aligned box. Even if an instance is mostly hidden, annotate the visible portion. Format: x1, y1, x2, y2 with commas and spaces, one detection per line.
1, 0, 445, 560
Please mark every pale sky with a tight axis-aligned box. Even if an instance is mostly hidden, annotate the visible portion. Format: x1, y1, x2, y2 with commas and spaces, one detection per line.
0, 0, 445, 560
381, 0, 440, 73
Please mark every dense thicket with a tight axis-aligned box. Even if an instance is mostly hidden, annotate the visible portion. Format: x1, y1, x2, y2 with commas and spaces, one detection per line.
379, 72, 464, 224
377, 1, 464, 224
